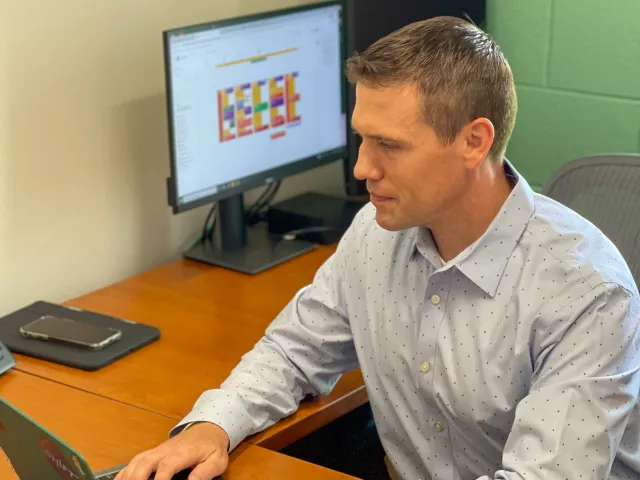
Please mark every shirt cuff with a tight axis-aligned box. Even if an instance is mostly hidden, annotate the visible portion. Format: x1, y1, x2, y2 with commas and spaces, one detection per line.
168, 421, 198, 437
169, 389, 256, 452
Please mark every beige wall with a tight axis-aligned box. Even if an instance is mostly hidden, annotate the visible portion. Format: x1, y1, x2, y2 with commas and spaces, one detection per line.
0, 0, 343, 316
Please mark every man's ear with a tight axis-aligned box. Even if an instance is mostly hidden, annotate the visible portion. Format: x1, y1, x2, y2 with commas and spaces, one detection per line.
462, 118, 495, 169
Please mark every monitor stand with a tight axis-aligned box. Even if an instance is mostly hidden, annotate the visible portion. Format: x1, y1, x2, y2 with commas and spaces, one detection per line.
183, 194, 316, 275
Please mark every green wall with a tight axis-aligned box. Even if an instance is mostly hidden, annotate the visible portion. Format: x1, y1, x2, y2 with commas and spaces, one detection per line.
487, 0, 640, 190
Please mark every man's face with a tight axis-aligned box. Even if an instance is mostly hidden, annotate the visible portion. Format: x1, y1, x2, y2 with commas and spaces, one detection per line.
351, 83, 470, 231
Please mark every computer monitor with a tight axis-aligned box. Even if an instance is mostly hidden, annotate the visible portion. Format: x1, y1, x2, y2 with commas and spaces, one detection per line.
163, 1, 348, 274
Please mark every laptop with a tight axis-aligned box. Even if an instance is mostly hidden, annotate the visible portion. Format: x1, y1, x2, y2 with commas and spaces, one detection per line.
0, 397, 192, 480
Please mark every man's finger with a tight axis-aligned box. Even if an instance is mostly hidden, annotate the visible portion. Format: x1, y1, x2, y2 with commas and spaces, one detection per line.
188, 450, 228, 480
154, 455, 197, 480
123, 456, 162, 480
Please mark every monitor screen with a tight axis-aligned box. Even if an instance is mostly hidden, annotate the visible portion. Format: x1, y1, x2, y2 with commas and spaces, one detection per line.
164, 2, 347, 212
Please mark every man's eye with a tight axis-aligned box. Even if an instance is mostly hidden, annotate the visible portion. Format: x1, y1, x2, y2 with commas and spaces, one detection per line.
378, 140, 396, 150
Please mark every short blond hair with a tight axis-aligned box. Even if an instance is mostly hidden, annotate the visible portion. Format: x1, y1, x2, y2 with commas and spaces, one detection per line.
346, 16, 517, 161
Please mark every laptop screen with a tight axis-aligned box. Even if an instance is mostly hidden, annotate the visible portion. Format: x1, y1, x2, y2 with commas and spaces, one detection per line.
0, 398, 96, 480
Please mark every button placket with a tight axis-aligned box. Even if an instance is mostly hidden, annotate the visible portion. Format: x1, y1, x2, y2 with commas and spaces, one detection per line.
418, 269, 451, 390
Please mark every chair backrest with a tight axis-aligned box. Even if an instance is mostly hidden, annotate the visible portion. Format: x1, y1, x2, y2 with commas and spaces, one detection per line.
541, 154, 640, 286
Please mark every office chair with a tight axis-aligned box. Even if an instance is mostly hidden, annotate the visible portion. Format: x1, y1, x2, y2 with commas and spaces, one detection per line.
541, 154, 640, 286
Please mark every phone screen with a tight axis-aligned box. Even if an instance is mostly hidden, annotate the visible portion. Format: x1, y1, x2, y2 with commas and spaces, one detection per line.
21, 316, 121, 348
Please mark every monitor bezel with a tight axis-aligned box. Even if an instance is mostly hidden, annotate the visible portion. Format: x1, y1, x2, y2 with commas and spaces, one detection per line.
163, 0, 348, 214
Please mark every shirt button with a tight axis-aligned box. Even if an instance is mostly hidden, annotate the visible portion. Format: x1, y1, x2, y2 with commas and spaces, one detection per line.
431, 294, 441, 305
434, 423, 445, 432
420, 362, 431, 373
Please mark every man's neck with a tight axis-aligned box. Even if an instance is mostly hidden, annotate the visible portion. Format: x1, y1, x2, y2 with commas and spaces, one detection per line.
430, 163, 514, 263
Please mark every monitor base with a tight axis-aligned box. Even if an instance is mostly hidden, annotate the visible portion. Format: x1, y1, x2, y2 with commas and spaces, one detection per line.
183, 227, 317, 275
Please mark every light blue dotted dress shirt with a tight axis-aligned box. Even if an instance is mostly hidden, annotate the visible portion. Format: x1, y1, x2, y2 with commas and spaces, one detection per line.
178, 162, 640, 479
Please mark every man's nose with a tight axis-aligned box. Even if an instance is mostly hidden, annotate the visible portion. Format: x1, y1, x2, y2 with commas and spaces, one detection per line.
353, 145, 382, 181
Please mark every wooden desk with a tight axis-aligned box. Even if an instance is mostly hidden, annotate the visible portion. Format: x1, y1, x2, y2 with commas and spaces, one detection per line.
13, 246, 368, 450
0, 370, 357, 479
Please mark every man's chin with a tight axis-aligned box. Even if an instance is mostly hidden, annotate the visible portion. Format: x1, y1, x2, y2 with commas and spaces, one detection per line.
374, 211, 405, 232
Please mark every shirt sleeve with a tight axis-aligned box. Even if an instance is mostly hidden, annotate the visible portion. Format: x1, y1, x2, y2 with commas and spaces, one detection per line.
478, 282, 640, 480
171, 222, 361, 451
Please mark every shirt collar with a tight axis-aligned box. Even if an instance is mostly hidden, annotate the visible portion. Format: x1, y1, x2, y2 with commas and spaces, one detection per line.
412, 159, 536, 298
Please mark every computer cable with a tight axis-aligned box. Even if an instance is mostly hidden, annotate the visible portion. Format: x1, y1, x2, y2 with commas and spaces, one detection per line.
246, 181, 281, 226
280, 225, 343, 241
265, 225, 343, 256
201, 203, 218, 244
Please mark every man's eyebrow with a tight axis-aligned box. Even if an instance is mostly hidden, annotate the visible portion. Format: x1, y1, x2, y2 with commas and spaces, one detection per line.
352, 128, 407, 145
372, 134, 397, 143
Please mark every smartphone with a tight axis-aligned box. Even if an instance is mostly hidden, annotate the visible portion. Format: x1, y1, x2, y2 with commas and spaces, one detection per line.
19, 315, 122, 350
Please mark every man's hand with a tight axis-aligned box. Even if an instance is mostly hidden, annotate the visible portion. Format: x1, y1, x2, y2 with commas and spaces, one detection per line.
114, 422, 230, 480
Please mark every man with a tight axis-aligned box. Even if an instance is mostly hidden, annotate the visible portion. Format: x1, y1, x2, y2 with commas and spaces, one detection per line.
117, 17, 640, 480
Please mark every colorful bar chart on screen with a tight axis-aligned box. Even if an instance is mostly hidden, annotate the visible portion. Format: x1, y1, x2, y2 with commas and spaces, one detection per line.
269, 75, 287, 128
253, 80, 270, 133
218, 87, 236, 142
218, 71, 301, 143
285, 72, 301, 123
235, 83, 254, 138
